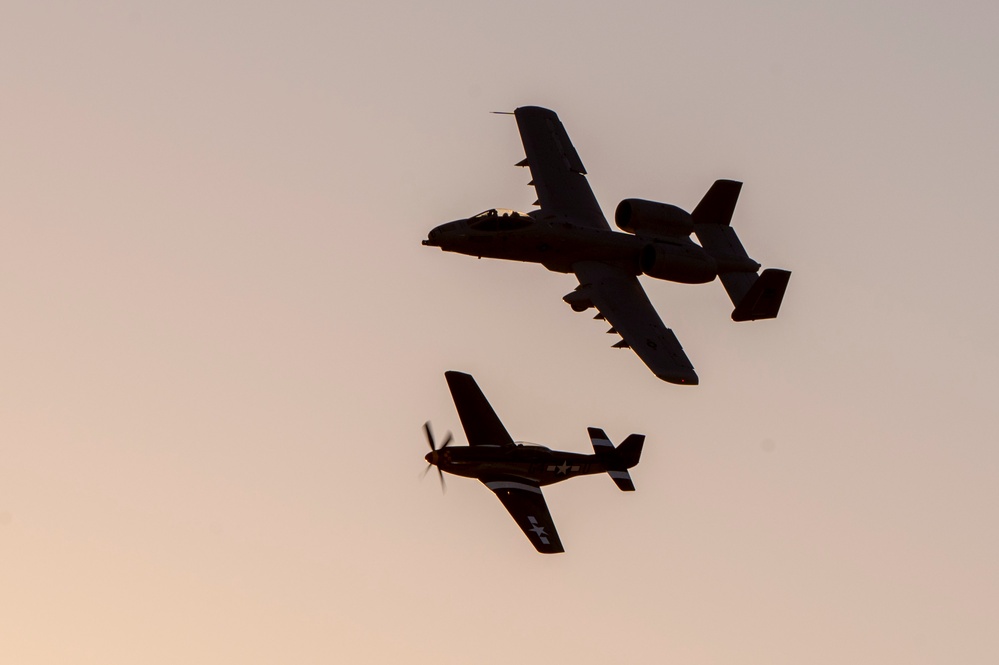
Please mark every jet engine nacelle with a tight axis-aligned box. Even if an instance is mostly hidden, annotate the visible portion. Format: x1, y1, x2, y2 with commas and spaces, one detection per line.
615, 199, 693, 238
640, 242, 717, 284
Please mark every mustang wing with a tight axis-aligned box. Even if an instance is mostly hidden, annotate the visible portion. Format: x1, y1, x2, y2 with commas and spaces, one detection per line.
481, 477, 564, 554
572, 261, 699, 385
444, 371, 515, 447
513, 106, 610, 230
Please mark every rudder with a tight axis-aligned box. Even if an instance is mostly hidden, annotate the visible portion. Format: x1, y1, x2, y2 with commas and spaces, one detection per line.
615, 434, 644, 468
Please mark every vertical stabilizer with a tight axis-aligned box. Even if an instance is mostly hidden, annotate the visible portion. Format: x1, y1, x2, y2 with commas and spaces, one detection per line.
729, 268, 791, 321
692, 179, 742, 227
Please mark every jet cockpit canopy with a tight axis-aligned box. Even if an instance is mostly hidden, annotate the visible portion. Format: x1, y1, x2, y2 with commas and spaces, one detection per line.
469, 208, 533, 231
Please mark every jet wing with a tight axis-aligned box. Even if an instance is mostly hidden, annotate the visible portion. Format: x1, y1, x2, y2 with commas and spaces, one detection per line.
572, 261, 699, 385
481, 477, 564, 554
444, 371, 515, 447
513, 106, 610, 230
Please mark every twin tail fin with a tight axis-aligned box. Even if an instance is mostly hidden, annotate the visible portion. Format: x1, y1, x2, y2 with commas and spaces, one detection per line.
692, 179, 791, 321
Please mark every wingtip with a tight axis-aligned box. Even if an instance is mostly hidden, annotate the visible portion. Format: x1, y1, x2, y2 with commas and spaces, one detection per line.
658, 371, 699, 386
514, 105, 556, 114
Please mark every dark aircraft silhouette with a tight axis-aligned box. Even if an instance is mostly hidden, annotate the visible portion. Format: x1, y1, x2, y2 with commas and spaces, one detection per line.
423, 106, 791, 385
423, 371, 644, 553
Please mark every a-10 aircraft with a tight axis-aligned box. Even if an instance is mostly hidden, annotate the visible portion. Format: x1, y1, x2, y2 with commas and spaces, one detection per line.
424, 106, 791, 385
423, 371, 644, 553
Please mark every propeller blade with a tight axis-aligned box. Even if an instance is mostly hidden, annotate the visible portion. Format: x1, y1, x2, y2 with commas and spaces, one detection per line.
422, 421, 449, 493
423, 421, 435, 451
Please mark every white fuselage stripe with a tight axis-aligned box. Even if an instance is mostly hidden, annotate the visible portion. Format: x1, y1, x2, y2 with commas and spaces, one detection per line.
486, 480, 543, 494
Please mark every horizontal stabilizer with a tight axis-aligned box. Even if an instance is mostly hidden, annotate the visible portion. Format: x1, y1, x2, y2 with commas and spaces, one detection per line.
587, 427, 614, 452
608, 470, 635, 492
691, 180, 791, 321
730, 269, 791, 321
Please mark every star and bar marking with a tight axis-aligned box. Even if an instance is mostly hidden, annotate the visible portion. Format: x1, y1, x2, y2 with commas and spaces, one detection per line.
546, 461, 580, 475
527, 516, 550, 545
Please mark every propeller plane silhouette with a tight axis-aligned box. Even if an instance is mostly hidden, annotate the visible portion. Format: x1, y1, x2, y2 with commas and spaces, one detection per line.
424, 371, 644, 553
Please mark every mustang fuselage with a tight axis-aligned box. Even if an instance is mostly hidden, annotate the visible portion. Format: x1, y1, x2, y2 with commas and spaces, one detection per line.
426, 443, 622, 487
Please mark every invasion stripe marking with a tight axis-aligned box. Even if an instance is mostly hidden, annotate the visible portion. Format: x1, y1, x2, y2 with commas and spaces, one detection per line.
485, 480, 543, 494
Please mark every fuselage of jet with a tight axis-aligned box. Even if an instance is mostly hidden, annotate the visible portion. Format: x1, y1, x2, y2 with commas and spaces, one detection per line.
423, 209, 755, 284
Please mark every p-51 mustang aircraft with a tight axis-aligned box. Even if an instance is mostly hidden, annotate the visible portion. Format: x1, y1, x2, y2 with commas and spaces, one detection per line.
423, 371, 644, 553
423, 106, 791, 385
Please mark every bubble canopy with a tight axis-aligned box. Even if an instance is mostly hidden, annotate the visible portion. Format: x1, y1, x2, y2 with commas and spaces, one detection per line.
515, 441, 551, 450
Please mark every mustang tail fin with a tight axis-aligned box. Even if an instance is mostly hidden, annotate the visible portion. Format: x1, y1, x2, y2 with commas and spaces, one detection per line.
692, 180, 791, 321
587, 427, 644, 491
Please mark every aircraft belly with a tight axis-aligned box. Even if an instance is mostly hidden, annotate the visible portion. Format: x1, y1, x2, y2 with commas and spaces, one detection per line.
537, 232, 641, 274
455, 227, 642, 273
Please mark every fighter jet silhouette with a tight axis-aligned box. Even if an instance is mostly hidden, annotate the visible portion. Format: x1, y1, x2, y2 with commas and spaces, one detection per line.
424, 106, 791, 385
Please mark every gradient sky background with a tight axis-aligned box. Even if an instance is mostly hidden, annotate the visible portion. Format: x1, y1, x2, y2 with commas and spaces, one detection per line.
2, 1, 998, 663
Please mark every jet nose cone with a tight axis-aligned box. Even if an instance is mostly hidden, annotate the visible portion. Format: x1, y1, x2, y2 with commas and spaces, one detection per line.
423, 226, 443, 247
424, 220, 467, 248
